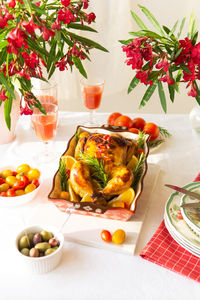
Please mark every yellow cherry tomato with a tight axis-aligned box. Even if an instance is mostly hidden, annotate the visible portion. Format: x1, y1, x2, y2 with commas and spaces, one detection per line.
25, 183, 36, 194
16, 173, 24, 180
1, 170, 13, 179
17, 164, 31, 174
112, 229, 126, 245
0, 183, 10, 192
60, 191, 70, 200
27, 169, 40, 181
15, 189, 25, 196
5, 176, 18, 186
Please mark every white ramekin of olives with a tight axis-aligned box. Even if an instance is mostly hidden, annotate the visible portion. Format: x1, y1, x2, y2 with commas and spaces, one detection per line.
15, 225, 64, 274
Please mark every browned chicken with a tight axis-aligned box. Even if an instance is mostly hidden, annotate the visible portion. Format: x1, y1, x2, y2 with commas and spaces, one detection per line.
70, 133, 135, 202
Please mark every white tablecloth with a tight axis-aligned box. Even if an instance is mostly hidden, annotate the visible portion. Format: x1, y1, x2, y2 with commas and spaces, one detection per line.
0, 112, 200, 300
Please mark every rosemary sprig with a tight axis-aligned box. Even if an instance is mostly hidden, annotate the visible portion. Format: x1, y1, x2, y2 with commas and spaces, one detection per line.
132, 152, 146, 190
148, 138, 164, 148
137, 130, 146, 149
75, 128, 80, 144
78, 152, 108, 189
158, 126, 172, 138
59, 159, 68, 191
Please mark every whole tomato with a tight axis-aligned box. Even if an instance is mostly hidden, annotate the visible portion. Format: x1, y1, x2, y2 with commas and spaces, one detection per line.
31, 179, 39, 188
7, 188, 16, 197
17, 164, 31, 174
0, 178, 5, 185
27, 169, 40, 181
13, 180, 26, 191
143, 123, 159, 141
20, 175, 30, 187
129, 128, 139, 134
0, 191, 7, 197
101, 230, 112, 242
114, 115, 133, 129
132, 117, 146, 130
107, 112, 122, 126
112, 229, 126, 245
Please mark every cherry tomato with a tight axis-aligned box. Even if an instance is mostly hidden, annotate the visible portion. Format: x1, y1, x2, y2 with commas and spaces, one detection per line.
129, 128, 139, 134
107, 112, 122, 126
31, 179, 39, 188
135, 148, 145, 156
143, 122, 159, 141
20, 175, 30, 187
17, 164, 31, 174
0, 191, 7, 197
12, 171, 17, 176
112, 229, 126, 245
16, 172, 24, 180
101, 230, 112, 242
0, 178, 5, 185
114, 115, 134, 129
15, 189, 25, 196
25, 183, 36, 194
5, 176, 18, 186
0, 183, 9, 192
13, 180, 26, 191
27, 169, 40, 181
7, 188, 16, 197
1, 169, 13, 179
132, 117, 146, 130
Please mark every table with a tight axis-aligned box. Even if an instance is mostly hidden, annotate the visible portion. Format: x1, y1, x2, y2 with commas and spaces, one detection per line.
0, 112, 200, 300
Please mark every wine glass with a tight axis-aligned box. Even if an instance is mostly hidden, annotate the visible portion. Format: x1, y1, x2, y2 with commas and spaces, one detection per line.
32, 81, 58, 106
80, 78, 105, 126
31, 103, 58, 163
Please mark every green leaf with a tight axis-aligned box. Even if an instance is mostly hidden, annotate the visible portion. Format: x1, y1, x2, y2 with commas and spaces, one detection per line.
66, 31, 109, 52
147, 71, 160, 81
171, 20, 179, 35
157, 81, 167, 113
138, 5, 165, 36
127, 77, 139, 94
174, 47, 183, 59
23, 0, 32, 13
72, 56, 87, 78
191, 19, 197, 39
178, 17, 186, 38
4, 97, 12, 130
32, 3, 47, 15
26, 36, 50, 58
119, 39, 133, 45
67, 23, 97, 32
130, 10, 147, 30
139, 82, 157, 109
192, 31, 198, 45
162, 25, 177, 41
180, 64, 191, 74
47, 39, 57, 72
48, 63, 56, 80
0, 73, 15, 99
188, 12, 194, 38
0, 40, 8, 50
168, 84, 175, 102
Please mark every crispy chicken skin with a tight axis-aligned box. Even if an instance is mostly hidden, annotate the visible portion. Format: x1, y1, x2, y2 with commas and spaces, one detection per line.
70, 133, 135, 201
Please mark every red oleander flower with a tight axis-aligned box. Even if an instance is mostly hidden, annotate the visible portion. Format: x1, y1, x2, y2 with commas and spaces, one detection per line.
22, 17, 40, 35
188, 83, 197, 97
81, 0, 89, 9
0, 89, 8, 101
61, 0, 71, 7
20, 103, 33, 115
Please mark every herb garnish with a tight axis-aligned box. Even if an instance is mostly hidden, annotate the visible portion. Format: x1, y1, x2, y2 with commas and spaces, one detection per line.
132, 152, 146, 190
59, 159, 68, 191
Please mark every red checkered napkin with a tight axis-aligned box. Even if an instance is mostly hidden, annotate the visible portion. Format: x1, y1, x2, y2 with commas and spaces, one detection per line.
140, 174, 200, 282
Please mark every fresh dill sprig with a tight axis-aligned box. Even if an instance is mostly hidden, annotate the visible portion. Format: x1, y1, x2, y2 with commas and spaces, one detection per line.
75, 128, 80, 144
137, 130, 146, 149
59, 159, 68, 191
158, 126, 172, 138
132, 152, 146, 190
78, 153, 108, 189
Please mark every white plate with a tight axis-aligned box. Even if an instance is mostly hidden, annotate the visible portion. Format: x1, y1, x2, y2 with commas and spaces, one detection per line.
180, 183, 200, 235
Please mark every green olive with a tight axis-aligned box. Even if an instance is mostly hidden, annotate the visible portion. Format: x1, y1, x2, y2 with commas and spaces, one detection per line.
44, 248, 56, 256
20, 248, 30, 256
52, 246, 59, 251
35, 242, 51, 252
19, 235, 30, 250
40, 230, 53, 241
27, 233, 34, 247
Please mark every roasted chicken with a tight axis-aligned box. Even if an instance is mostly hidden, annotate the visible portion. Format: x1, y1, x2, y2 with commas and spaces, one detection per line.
70, 133, 135, 203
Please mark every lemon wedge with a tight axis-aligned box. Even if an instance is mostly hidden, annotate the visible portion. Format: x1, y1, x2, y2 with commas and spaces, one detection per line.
108, 188, 135, 208
81, 193, 94, 202
61, 155, 77, 170
127, 155, 138, 172
68, 182, 79, 202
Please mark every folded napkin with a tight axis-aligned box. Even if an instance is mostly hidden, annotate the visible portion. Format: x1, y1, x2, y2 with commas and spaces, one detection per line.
140, 174, 200, 282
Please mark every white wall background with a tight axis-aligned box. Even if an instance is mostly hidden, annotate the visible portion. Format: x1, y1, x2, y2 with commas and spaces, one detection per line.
55, 0, 200, 114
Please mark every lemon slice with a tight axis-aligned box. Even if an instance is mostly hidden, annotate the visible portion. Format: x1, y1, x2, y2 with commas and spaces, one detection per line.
81, 193, 94, 202
108, 188, 135, 208
68, 182, 79, 202
61, 155, 77, 170
109, 201, 125, 208
127, 155, 138, 172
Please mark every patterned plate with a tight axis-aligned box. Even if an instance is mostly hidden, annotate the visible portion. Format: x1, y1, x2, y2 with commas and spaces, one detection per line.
180, 183, 200, 235
165, 182, 200, 251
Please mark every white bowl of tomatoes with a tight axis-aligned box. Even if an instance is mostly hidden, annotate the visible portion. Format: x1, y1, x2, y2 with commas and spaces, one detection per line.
0, 164, 42, 207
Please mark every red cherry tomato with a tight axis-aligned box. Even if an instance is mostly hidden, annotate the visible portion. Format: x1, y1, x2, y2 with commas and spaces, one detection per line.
0, 178, 5, 185
143, 123, 159, 141
20, 175, 30, 187
132, 117, 146, 130
114, 115, 134, 129
7, 188, 16, 197
129, 128, 139, 134
31, 179, 39, 188
101, 230, 112, 242
135, 148, 145, 156
0, 192, 7, 197
12, 171, 18, 176
13, 180, 26, 191
107, 112, 122, 126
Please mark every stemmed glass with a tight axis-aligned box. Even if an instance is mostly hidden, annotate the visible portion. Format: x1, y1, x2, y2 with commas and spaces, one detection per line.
31, 103, 58, 163
80, 78, 105, 126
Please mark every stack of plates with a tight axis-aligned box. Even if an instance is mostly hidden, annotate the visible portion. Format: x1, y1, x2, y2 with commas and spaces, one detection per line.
164, 181, 200, 258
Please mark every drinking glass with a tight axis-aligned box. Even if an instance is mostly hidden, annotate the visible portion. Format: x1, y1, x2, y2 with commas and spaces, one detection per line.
31, 103, 58, 163
33, 81, 58, 106
80, 78, 105, 126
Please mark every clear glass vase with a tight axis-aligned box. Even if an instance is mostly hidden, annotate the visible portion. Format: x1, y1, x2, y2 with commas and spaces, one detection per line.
189, 105, 200, 133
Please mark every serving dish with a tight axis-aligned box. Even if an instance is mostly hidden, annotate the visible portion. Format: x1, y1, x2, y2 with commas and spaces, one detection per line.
48, 125, 149, 221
